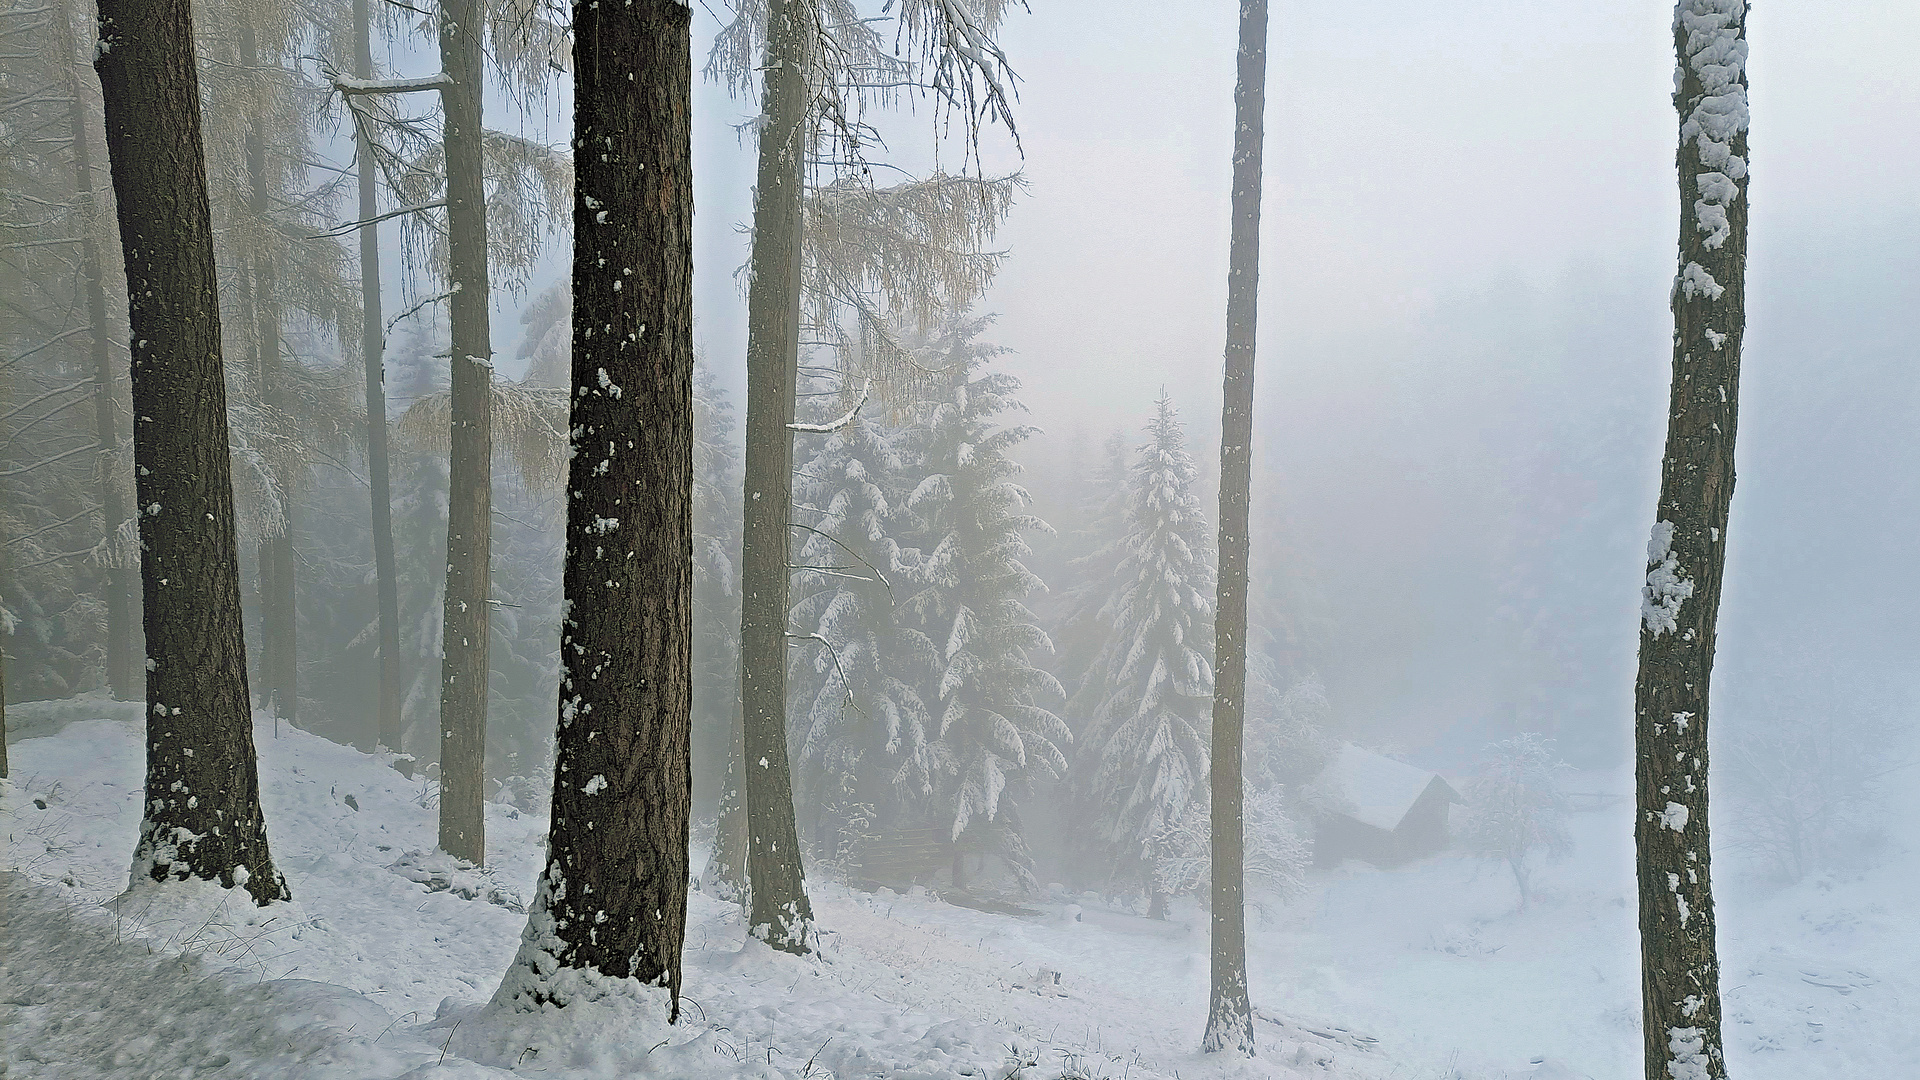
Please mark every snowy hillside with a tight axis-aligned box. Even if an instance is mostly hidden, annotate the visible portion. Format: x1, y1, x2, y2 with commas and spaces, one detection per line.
4, 710, 1915, 1079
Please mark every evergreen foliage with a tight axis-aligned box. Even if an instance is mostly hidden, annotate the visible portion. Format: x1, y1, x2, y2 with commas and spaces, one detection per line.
1070, 393, 1216, 892
898, 317, 1067, 884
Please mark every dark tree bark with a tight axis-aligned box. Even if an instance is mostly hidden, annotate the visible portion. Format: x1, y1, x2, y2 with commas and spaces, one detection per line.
354, 0, 404, 752
700, 701, 751, 902
436, 0, 492, 865
494, 0, 693, 1019
94, 0, 288, 904
1634, 5, 1748, 1078
1203, 0, 1266, 1057
240, 23, 297, 726
735, 0, 814, 954
58, 0, 137, 701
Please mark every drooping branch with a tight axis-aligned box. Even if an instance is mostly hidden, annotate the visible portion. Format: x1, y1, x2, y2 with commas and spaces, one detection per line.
309, 200, 445, 239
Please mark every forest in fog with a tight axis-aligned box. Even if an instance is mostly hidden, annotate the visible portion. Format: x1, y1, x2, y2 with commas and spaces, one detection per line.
2, 0, 1915, 1078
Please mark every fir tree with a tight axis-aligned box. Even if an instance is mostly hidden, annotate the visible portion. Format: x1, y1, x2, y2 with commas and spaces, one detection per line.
900, 317, 1067, 891
1072, 392, 1215, 912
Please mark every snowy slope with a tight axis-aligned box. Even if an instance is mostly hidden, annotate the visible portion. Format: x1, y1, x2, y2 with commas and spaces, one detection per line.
5, 712, 1915, 1079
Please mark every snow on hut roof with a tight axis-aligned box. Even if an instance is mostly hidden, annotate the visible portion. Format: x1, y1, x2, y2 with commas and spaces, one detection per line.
1319, 743, 1457, 832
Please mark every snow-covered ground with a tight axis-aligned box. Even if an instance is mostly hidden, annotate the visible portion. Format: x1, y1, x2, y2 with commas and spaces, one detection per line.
4, 707, 1914, 1079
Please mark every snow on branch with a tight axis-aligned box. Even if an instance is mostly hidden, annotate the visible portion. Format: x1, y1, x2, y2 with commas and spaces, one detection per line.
324, 67, 453, 96
787, 377, 872, 432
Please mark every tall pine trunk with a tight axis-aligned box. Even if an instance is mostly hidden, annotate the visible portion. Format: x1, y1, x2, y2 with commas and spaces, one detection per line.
57, 0, 138, 700
1202, 0, 1267, 1057
354, 0, 404, 752
436, 0, 492, 865
496, 0, 693, 1016
735, 0, 814, 954
1634, 4, 1748, 1078
240, 23, 296, 725
94, 0, 288, 903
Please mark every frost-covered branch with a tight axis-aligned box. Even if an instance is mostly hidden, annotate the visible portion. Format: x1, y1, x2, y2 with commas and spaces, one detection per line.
786, 377, 871, 432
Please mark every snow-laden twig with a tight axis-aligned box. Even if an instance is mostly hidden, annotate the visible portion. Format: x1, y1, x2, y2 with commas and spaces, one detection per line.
787, 377, 872, 432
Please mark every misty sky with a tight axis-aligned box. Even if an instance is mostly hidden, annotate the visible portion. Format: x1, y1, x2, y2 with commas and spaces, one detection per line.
462, 0, 1916, 764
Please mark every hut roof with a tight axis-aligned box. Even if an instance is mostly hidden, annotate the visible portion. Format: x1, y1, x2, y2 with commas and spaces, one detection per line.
1318, 743, 1461, 832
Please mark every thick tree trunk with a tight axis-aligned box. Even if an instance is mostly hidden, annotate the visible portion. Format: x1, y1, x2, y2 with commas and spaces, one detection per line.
700, 699, 751, 902
496, 0, 693, 1017
1203, 0, 1266, 1057
354, 0, 404, 752
736, 0, 814, 954
1634, 5, 1748, 1079
59, 0, 137, 700
435, 0, 492, 866
241, 23, 296, 726
94, 0, 287, 903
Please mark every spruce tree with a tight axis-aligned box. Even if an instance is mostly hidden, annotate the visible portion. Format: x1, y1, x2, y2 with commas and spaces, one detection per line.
788, 408, 936, 843
900, 317, 1067, 892
1074, 392, 1215, 915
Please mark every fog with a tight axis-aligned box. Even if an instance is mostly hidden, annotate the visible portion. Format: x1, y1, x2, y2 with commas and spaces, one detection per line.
4, 0, 1917, 1076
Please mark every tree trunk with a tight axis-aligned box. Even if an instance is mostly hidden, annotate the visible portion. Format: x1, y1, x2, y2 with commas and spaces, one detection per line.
1634, 5, 1748, 1078
59, 0, 137, 701
354, 0, 404, 752
94, 0, 288, 903
496, 0, 693, 1017
700, 698, 751, 902
241, 23, 296, 726
436, 0, 492, 866
1203, 0, 1267, 1057
736, 0, 814, 954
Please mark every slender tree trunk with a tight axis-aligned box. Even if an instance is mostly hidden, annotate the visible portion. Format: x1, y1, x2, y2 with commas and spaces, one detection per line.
59, 0, 137, 700
700, 699, 751, 902
94, 0, 288, 903
736, 0, 814, 954
240, 23, 296, 726
496, 0, 693, 1016
354, 0, 404, 752
1203, 0, 1267, 1057
435, 0, 492, 865
1634, 5, 1748, 1078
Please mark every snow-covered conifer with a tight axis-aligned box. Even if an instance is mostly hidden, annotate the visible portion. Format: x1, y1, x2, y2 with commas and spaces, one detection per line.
1071, 392, 1215, 906
899, 317, 1067, 889
787, 401, 937, 842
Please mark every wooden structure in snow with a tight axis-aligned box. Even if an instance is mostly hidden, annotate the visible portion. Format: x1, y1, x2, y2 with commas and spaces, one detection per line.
1310, 743, 1462, 868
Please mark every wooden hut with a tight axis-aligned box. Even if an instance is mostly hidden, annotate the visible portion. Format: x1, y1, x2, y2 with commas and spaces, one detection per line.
1310, 743, 1462, 868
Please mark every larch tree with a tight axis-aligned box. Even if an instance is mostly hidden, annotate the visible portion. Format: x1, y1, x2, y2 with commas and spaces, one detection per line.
1203, 0, 1268, 1056
712, 0, 1022, 954
1074, 392, 1215, 917
0, 0, 140, 704
732, 0, 819, 954
352, 0, 403, 751
493, 0, 693, 1017
59, 0, 138, 700
94, 0, 288, 903
433, 0, 494, 867
1633, 3, 1749, 1078
333, 0, 569, 862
